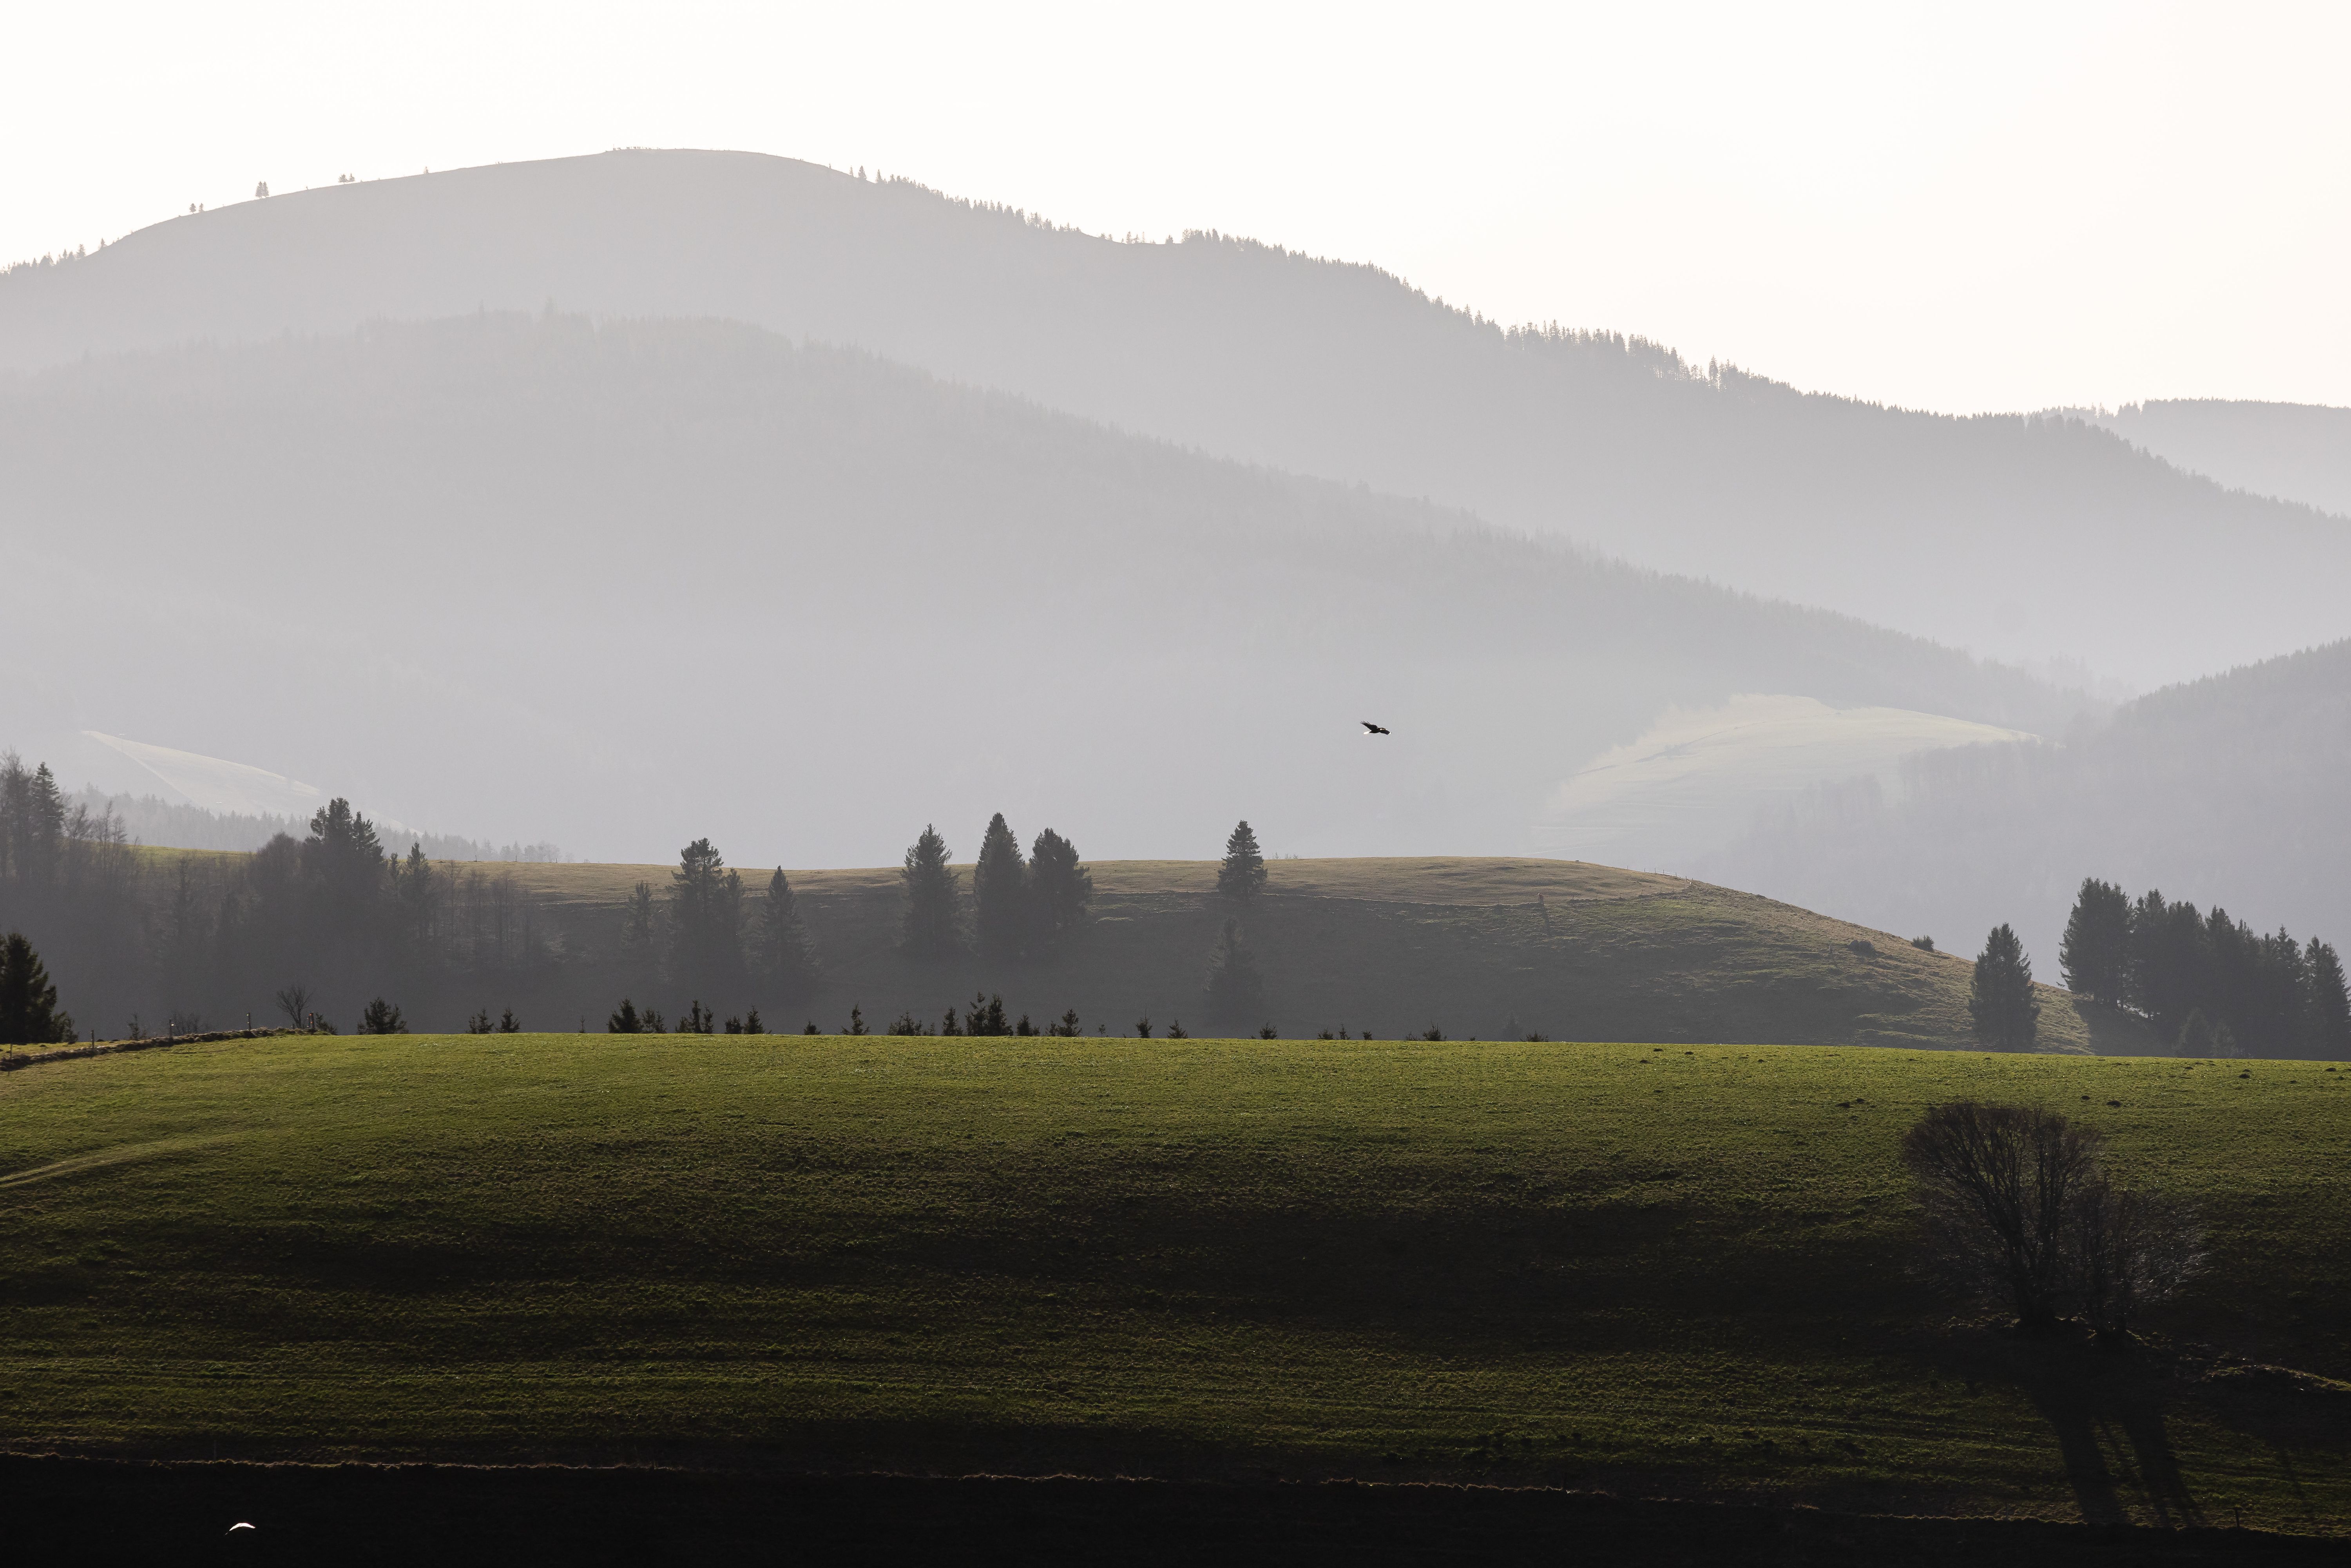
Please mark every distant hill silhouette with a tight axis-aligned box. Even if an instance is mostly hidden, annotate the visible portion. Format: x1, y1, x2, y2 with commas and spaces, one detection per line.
2074, 399, 2351, 519
0, 312, 2068, 866
3, 149, 2344, 688
1696, 638, 2351, 973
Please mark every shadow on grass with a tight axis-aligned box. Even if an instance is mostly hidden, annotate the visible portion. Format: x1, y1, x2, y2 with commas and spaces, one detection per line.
1936, 1327, 2202, 1528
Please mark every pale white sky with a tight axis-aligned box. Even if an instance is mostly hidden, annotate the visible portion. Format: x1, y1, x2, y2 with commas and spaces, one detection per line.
6, 1, 2345, 414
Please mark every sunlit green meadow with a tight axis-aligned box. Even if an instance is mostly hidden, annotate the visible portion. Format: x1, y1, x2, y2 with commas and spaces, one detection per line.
2, 1031, 2345, 1532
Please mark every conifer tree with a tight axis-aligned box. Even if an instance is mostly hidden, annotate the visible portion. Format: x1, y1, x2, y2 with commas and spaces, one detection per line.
608, 997, 643, 1033
2304, 938, 2351, 1059
973, 812, 1029, 962
759, 868, 817, 1000
0, 930, 73, 1045
1217, 820, 1267, 902
1203, 918, 1267, 1026
303, 798, 386, 934
388, 841, 442, 955
669, 839, 745, 998
900, 824, 962, 958
1969, 924, 2040, 1052
2058, 878, 2130, 1007
357, 996, 407, 1034
0, 756, 67, 887
621, 881, 661, 980
1028, 828, 1092, 952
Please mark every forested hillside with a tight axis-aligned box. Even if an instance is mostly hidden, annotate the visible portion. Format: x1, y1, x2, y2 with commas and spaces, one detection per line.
0, 312, 2068, 869
2081, 398, 2351, 518
2, 150, 2343, 687
1697, 639, 2351, 990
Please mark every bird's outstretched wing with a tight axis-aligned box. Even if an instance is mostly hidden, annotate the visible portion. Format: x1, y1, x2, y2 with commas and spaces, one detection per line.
1361, 721, 1390, 735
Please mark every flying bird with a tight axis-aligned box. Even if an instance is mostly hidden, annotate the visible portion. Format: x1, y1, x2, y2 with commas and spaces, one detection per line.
1361, 721, 1390, 735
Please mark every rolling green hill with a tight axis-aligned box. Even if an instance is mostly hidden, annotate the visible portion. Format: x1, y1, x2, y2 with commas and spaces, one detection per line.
516, 855, 2139, 1053
94, 852, 2137, 1053
2, 1030, 2346, 1533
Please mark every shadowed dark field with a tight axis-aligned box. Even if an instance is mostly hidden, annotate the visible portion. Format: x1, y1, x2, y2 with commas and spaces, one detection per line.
11, 1456, 2344, 1567
2, 1030, 2344, 1534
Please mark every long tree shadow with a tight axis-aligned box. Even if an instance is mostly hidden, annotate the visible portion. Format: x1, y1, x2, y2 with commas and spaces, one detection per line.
1936, 1327, 2202, 1528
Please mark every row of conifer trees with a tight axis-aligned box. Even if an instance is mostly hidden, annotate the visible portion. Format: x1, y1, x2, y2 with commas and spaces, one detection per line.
2058, 877, 2351, 1056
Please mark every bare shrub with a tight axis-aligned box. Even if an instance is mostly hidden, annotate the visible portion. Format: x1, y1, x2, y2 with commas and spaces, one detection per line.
1902, 1101, 2104, 1327
2068, 1177, 2204, 1337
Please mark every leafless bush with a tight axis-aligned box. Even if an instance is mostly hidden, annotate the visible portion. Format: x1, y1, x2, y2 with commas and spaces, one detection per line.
2068, 1177, 2204, 1336
1902, 1101, 2105, 1328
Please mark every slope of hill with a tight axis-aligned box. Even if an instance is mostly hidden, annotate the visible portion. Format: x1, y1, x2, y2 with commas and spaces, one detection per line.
3, 150, 2343, 686
2081, 399, 2351, 519
36, 849, 2134, 1056
3, 1031, 2344, 1531
0, 312, 2071, 868
1695, 639, 2351, 987
481, 855, 2137, 1052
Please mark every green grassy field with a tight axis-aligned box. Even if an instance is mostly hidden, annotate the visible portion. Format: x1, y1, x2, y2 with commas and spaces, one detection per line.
4, 1030, 2346, 1533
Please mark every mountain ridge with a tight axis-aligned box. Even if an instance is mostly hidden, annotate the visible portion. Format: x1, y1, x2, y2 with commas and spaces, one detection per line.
5, 149, 2344, 687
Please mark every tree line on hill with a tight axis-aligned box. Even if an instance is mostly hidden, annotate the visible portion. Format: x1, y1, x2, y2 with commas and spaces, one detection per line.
4, 748, 1289, 1039
2, 752, 580, 1036
69, 784, 562, 862
2058, 877, 2351, 1057
892, 814, 1275, 1032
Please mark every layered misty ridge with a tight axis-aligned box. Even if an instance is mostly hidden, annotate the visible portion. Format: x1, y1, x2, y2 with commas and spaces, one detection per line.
4, 149, 2347, 688
2074, 400, 2351, 521
1695, 638, 2351, 980
72, 786, 560, 863
0, 310, 2078, 870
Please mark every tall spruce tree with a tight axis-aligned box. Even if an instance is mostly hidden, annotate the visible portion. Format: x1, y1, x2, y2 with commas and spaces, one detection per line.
1217, 820, 1267, 902
1969, 923, 2041, 1052
759, 868, 817, 1000
0, 755, 67, 887
1028, 828, 1092, 953
2304, 938, 2351, 1059
0, 930, 73, 1045
2058, 878, 2130, 1007
900, 824, 962, 958
2125, 891, 2207, 1037
669, 838, 745, 999
302, 798, 386, 933
972, 812, 1029, 962
395, 842, 438, 951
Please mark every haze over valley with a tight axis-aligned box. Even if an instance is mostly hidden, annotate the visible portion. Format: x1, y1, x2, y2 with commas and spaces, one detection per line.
7, 27, 2351, 1550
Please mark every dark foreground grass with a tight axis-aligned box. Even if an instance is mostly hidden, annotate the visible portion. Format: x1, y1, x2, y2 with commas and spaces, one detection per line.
1, 1032, 2346, 1534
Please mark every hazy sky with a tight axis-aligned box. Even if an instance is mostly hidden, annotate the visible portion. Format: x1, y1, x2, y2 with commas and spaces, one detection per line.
7, 1, 2345, 415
